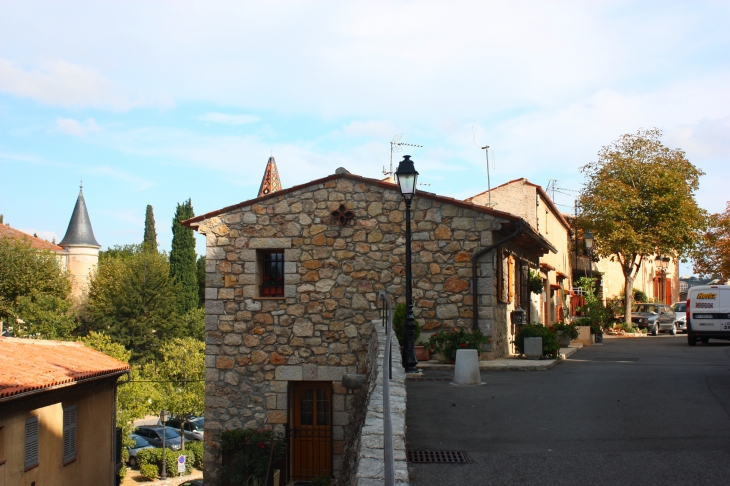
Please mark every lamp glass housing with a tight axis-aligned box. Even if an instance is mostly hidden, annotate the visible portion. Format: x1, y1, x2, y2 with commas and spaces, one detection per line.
395, 155, 419, 200
584, 230, 594, 250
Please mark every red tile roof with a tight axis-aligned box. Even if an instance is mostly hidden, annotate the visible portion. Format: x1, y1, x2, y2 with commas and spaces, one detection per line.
0, 337, 130, 401
0, 224, 64, 252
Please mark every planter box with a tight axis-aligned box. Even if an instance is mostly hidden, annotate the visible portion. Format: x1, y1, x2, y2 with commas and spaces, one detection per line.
415, 345, 430, 361
523, 337, 543, 360
575, 326, 592, 346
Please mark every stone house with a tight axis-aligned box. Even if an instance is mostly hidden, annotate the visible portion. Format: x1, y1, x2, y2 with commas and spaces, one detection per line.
467, 178, 573, 325
184, 170, 554, 484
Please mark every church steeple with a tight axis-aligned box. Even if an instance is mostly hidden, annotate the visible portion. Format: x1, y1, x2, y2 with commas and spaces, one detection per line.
258, 156, 282, 197
59, 184, 100, 248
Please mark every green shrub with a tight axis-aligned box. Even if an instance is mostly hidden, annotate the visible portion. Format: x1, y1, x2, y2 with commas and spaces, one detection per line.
513, 324, 559, 357
552, 323, 579, 340
392, 303, 420, 345
139, 463, 158, 480
427, 327, 490, 361
311, 475, 332, 486
118, 464, 127, 481
186, 441, 204, 469
137, 447, 192, 478
221, 428, 286, 485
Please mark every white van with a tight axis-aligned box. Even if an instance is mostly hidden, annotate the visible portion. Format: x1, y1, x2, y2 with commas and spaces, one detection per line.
686, 284, 730, 345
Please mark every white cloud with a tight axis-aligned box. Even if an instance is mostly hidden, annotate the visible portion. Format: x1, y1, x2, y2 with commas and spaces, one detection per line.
56, 117, 102, 136
199, 112, 261, 125
0, 58, 175, 110
86, 166, 154, 191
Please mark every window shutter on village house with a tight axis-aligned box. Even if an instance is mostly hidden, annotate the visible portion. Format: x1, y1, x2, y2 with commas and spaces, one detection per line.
508, 255, 515, 304
63, 405, 77, 463
24, 417, 39, 469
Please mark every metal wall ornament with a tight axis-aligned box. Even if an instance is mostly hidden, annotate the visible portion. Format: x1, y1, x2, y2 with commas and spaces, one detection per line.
331, 204, 355, 225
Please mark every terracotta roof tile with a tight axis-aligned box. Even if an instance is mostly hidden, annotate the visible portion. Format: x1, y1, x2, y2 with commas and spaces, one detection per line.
0, 337, 130, 401
0, 225, 64, 252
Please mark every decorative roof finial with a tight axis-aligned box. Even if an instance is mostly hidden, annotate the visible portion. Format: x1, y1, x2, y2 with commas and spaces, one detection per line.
258, 155, 282, 197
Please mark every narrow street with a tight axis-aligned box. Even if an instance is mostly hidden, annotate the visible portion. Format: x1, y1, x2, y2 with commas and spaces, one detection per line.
406, 336, 730, 486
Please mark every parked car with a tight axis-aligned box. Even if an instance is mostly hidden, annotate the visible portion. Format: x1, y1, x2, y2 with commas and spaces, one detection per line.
178, 480, 203, 486
134, 426, 187, 450
160, 416, 204, 441
671, 301, 688, 333
127, 433, 155, 468
630, 303, 677, 335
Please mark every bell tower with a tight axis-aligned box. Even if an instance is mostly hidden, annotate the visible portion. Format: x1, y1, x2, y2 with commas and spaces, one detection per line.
258, 156, 282, 197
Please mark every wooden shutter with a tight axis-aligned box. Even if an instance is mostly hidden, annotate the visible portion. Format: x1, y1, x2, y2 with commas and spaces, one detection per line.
508, 255, 515, 304
24, 417, 39, 469
63, 406, 77, 463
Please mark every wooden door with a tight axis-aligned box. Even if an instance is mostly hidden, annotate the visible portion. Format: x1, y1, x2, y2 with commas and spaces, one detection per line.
290, 381, 333, 481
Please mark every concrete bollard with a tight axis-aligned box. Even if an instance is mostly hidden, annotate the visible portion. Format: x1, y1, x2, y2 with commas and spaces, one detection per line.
453, 349, 481, 385
524, 337, 543, 360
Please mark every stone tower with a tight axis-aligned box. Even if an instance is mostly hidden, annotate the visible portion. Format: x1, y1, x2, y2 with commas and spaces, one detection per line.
257, 156, 282, 197
59, 184, 101, 300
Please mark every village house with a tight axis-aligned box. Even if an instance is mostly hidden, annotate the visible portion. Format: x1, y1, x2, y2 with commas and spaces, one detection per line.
184, 164, 555, 484
467, 178, 573, 325
0, 337, 129, 486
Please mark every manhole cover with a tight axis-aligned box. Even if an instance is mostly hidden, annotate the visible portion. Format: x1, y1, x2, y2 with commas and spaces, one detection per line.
407, 450, 469, 463
407, 377, 452, 381
592, 358, 639, 362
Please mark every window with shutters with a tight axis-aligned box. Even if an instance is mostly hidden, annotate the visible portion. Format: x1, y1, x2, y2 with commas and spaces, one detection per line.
24, 417, 39, 470
62, 405, 77, 464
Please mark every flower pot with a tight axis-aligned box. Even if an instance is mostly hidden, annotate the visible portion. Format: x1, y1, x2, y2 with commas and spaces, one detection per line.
557, 331, 571, 348
523, 336, 543, 360
415, 345, 430, 361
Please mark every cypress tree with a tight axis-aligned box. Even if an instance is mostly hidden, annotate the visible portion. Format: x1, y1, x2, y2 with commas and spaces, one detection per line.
197, 255, 206, 308
170, 199, 198, 313
143, 205, 158, 252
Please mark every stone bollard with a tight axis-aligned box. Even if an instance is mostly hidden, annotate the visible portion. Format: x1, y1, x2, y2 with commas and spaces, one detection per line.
523, 337, 543, 360
453, 349, 481, 385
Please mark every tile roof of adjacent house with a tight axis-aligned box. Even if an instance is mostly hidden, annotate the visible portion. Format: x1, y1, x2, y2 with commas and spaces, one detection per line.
0, 337, 129, 401
0, 224, 64, 252
465, 177, 572, 231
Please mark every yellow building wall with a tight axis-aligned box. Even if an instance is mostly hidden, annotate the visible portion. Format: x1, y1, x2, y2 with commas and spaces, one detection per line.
0, 381, 116, 486
595, 255, 680, 304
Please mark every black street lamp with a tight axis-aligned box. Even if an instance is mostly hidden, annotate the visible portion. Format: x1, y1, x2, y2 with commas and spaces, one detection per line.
584, 230, 594, 279
395, 155, 419, 373
160, 409, 168, 479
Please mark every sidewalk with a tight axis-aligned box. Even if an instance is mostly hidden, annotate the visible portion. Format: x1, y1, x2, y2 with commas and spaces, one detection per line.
414, 343, 583, 371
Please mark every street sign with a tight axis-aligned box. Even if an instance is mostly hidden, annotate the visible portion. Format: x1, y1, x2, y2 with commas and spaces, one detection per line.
177, 454, 186, 474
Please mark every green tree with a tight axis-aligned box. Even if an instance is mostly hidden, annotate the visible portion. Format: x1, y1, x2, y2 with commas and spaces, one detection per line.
143, 205, 158, 252
197, 255, 206, 307
82, 246, 182, 363
577, 128, 706, 324
170, 199, 198, 313
0, 237, 76, 339
150, 337, 205, 418
693, 201, 730, 279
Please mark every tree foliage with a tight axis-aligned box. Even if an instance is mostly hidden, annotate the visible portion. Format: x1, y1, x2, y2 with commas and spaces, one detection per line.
149, 337, 205, 418
693, 201, 730, 279
170, 199, 198, 313
197, 255, 206, 308
577, 128, 706, 323
82, 245, 182, 363
0, 237, 76, 339
143, 204, 158, 252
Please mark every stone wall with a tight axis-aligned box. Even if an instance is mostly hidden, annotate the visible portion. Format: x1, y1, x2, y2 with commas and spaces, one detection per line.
195, 175, 506, 483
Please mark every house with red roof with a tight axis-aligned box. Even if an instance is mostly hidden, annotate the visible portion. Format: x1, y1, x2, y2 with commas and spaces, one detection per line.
0, 337, 129, 486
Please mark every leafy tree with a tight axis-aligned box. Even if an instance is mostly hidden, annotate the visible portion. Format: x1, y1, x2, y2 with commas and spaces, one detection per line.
693, 201, 730, 279
170, 199, 198, 313
150, 337, 205, 418
178, 307, 205, 341
143, 205, 158, 252
197, 255, 206, 308
81, 330, 132, 362
577, 128, 706, 324
82, 246, 182, 363
0, 237, 76, 339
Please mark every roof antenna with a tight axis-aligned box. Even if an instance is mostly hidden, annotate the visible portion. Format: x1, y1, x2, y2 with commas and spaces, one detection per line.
384, 134, 422, 182
472, 126, 496, 207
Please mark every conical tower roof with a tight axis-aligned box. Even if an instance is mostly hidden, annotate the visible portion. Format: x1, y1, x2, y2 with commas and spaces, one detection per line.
257, 156, 282, 197
59, 185, 100, 248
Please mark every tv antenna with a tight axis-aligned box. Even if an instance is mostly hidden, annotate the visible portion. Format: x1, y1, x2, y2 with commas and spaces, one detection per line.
472, 126, 496, 207
384, 134, 422, 181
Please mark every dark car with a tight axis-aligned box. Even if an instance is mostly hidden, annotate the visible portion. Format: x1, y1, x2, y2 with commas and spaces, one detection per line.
134, 426, 186, 450
178, 480, 203, 486
160, 417, 204, 441
631, 303, 677, 335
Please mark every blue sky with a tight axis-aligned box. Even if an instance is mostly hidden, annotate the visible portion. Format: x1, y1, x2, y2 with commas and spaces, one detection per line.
1, 1, 728, 276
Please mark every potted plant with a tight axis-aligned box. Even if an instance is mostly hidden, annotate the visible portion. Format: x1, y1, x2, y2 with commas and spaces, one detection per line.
551, 323, 578, 347
392, 304, 427, 360
513, 324, 560, 359
427, 327, 490, 363
529, 270, 544, 295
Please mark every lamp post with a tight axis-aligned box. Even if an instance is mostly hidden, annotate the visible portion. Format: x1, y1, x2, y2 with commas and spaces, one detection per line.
395, 155, 419, 373
584, 230, 594, 279
160, 409, 168, 479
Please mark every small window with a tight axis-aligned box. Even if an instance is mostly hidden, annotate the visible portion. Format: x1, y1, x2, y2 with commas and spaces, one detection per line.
24, 417, 39, 470
63, 406, 77, 464
259, 250, 284, 297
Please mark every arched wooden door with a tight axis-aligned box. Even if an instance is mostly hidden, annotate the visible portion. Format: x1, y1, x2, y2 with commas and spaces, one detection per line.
290, 381, 333, 481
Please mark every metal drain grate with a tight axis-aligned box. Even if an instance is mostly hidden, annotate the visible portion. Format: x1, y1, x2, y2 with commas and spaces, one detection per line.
407, 450, 469, 463
407, 377, 452, 381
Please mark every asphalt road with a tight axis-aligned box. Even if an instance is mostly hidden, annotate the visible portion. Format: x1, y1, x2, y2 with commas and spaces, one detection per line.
406, 335, 730, 486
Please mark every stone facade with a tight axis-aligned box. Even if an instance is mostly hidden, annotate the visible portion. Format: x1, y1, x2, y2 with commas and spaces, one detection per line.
186, 172, 551, 484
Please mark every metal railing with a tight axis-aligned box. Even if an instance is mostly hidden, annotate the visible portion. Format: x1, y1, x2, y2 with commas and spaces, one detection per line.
377, 290, 395, 486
